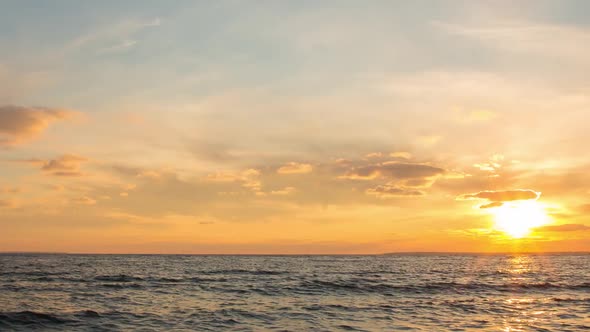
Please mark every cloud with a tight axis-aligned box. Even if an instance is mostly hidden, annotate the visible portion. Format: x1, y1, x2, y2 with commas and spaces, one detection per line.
0, 199, 16, 208
206, 168, 262, 192
277, 162, 313, 174
41, 154, 87, 172
99, 39, 137, 54
461, 110, 497, 124
436, 21, 590, 63
479, 201, 504, 209
534, 224, 590, 233
342, 162, 445, 180
473, 163, 496, 172
189, 140, 239, 162
0, 106, 76, 146
71, 196, 97, 205
366, 185, 424, 199
365, 152, 383, 158
270, 187, 296, 195
137, 170, 162, 179
389, 152, 412, 159
21, 154, 88, 176
460, 189, 540, 202
68, 17, 162, 55
458, 189, 541, 209
579, 204, 590, 213
417, 135, 442, 147
473, 154, 504, 174
0, 187, 19, 194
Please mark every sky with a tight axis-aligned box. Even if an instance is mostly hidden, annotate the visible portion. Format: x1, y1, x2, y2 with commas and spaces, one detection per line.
1, 0, 590, 254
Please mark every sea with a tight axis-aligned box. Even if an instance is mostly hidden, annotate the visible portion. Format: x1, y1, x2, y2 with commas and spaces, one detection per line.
0, 254, 589, 331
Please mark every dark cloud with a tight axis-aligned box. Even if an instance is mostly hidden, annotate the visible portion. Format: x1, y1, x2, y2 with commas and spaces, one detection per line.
0, 105, 75, 146
459, 189, 540, 202
342, 162, 445, 180
534, 224, 590, 232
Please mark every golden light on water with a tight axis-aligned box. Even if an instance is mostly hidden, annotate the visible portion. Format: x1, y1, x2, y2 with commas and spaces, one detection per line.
490, 201, 550, 238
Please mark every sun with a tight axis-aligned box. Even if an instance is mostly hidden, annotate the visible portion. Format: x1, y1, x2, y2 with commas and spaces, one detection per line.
490, 201, 550, 238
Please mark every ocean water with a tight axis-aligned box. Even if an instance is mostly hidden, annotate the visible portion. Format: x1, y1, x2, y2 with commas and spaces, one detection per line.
0, 254, 589, 331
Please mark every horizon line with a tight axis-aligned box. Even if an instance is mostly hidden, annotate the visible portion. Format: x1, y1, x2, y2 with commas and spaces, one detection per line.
1, 251, 589, 256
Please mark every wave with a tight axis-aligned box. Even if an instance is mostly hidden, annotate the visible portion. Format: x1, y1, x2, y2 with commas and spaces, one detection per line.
94, 274, 144, 282
0, 310, 111, 329
295, 280, 590, 294
99, 283, 144, 289
9, 275, 590, 295
78, 310, 101, 318
552, 297, 590, 303
0, 271, 70, 277
0, 311, 67, 326
90, 274, 258, 284
201, 269, 285, 275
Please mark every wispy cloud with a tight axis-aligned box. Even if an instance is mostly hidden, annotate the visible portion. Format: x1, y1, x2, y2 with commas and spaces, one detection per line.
99, 40, 138, 54
435, 20, 590, 63
67, 17, 162, 55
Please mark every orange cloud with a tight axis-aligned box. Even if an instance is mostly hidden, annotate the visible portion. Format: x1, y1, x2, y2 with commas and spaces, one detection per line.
389, 151, 412, 159
342, 162, 445, 180
71, 196, 97, 205
0, 199, 16, 208
579, 204, 590, 213
206, 168, 261, 192
0, 187, 19, 194
365, 152, 383, 158
479, 201, 504, 209
458, 189, 541, 209
42, 154, 87, 171
270, 187, 296, 195
366, 185, 424, 198
21, 154, 88, 176
277, 162, 313, 174
460, 189, 540, 202
0, 105, 76, 146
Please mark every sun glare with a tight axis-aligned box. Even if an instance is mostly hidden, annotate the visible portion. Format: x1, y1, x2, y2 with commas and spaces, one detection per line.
491, 201, 550, 238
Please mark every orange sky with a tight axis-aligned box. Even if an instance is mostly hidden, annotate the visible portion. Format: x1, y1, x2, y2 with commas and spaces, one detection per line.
1, 1, 589, 253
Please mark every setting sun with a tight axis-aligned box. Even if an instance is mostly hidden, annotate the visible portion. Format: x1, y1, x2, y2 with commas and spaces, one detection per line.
490, 201, 551, 238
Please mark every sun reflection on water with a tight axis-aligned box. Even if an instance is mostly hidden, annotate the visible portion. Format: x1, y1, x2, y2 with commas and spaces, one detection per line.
500, 255, 550, 332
